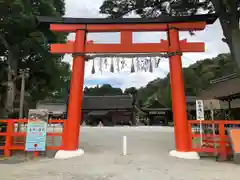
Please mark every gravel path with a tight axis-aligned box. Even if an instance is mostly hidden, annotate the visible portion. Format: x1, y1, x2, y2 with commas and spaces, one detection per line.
0, 126, 240, 180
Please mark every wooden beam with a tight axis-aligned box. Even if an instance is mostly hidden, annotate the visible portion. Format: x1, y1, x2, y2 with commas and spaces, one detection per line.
87, 24, 168, 32
168, 22, 206, 31
51, 43, 168, 54
120, 31, 133, 45
51, 43, 74, 54
85, 43, 169, 53
50, 24, 86, 32
38, 14, 218, 25
50, 22, 206, 32
179, 39, 205, 52
50, 40, 204, 54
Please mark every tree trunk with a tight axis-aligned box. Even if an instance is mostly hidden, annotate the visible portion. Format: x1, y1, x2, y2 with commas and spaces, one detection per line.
4, 64, 16, 118
229, 29, 240, 68
0, 94, 6, 118
217, 0, 240, 68
220, 19, 240, 68
0, 33, 17, 118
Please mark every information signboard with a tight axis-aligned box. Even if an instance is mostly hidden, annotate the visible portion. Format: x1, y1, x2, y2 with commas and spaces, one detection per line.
196, 100, 204, 145
196, 100, 204, 120
25, 109, 48, 152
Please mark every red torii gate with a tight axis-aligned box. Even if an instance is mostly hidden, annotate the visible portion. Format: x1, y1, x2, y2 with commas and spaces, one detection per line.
38, 14, 217, 159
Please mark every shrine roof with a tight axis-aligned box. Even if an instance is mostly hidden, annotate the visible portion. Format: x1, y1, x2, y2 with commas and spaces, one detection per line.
38, 95, 133, 110
37, 14, 218, 25
197, 73, 240, 101
82, 95, 133, 110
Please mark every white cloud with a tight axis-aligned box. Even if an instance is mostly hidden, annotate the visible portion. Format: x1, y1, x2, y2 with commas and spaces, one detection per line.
63, 0, 229, 90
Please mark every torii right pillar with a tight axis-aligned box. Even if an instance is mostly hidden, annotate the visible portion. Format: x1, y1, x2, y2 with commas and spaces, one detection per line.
168, 26, 200, 160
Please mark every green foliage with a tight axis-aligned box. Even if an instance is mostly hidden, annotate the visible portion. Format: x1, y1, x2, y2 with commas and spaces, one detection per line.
136, 77, 169, 106
82, 54, 236, 109
124, 87, 137, 94
100, 0, 239, 19
26, 60, 71, 102
84, 84, 123, 96
1, 0, 66, 58
100, 0, 240, 67
0, 0, 70, 115
138, 53, 237, 107
100, 0, 215, 18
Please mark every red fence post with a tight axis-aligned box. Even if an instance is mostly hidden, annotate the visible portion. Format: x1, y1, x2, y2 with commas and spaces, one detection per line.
4, 121, 14, 157
61, 120, 68, 149
188, 122, 193, 149
33, 151, 39, 158
219, 122, 227, 160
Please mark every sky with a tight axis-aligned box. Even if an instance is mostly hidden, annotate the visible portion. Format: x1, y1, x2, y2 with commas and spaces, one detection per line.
63, 0, 229, 90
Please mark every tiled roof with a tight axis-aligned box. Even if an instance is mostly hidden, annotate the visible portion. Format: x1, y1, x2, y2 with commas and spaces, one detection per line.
82, 95, 133, 110
38, 95, 133, 111
197, 75, 240, 100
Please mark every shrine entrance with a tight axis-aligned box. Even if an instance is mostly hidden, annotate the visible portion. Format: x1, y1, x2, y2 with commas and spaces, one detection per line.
38, 14, 217, 159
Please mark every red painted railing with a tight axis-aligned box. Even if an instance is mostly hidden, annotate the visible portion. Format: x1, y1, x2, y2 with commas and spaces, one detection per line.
0, 119, 66, 158
188, 120, 240, 160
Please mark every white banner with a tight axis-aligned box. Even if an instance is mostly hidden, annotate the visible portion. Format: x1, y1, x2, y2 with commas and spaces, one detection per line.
196, 100, 204, 146
196, 100, 204, 120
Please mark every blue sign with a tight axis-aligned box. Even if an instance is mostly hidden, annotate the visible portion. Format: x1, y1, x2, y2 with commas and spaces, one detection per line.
25, 121, 47, 151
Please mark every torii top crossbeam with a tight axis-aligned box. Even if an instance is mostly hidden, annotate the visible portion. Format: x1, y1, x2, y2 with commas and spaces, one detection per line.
38, 14, 217, 25
37, 14, 217, 32
37, 14, 218, 55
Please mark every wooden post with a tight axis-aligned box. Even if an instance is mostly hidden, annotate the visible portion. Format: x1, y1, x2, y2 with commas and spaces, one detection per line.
4, 121, 13, 157
64, 30, 86, 150
219, 122, 227, 161
168, 27, 190, 152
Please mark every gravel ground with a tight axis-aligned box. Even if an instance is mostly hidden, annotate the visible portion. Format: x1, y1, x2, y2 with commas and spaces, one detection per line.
0, 126, 240, 180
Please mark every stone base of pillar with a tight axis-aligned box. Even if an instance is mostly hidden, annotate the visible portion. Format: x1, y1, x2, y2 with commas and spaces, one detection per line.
169, 150, 200, 160
54, 149, 84, 159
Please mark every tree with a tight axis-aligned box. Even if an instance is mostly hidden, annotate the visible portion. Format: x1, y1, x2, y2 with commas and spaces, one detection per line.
100, 0, 240, 67
0, 0, 67, 117
137, 77, 167, 104
84, 84, 123, 96
124, 87, 137, 95
27, 60, 71, 102
135, 53, 237, 107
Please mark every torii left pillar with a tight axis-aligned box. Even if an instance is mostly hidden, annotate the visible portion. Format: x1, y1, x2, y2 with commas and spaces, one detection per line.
55, 30, 86, 159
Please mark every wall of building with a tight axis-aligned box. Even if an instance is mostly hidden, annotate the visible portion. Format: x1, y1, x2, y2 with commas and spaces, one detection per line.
111, 111, 133, 125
